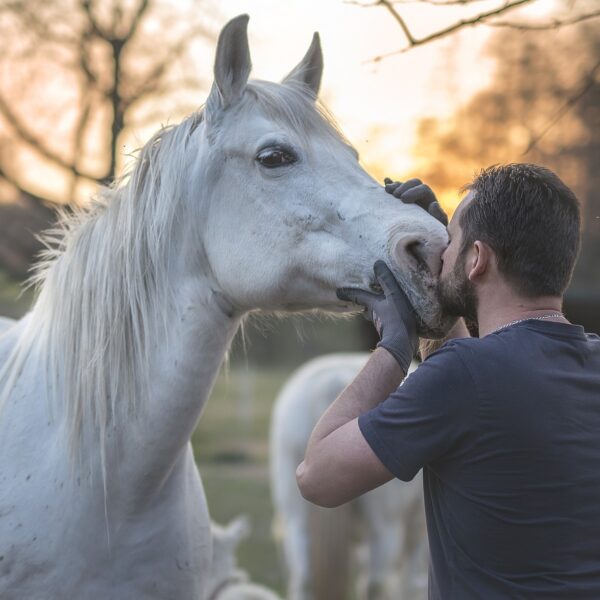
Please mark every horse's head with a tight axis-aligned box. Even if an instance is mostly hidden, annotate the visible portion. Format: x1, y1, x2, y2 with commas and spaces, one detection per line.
190, 15, 452, 337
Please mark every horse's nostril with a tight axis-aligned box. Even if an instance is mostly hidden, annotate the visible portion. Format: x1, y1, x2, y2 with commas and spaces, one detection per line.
406, 240, 428, 270
394, 235, 442, 275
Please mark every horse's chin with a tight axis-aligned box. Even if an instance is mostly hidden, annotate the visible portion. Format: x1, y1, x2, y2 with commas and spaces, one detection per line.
415, 312, 457, 340
394, 270, 456, 340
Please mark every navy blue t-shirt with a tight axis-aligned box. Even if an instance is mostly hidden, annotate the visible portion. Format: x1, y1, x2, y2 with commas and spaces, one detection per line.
359, 320, 600, 599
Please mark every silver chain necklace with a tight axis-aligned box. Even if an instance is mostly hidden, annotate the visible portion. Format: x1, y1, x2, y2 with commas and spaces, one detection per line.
491, 312, 564, 334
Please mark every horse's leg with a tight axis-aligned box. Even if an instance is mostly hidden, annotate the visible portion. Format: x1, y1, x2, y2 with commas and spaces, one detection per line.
364, 474, 429, 600
271, 434, 314, 600
400, 473, 429, 600
309, 502, 353, 600
285, 513, 315, 600
359, 482, 406, 600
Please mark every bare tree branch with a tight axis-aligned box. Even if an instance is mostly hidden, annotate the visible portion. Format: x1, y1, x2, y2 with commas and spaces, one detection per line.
490, 10, 600, 30
413, 0, 491, 4
0, 92, 98, 181
126, 76, 206, 110
346, 0, 494, 6
67, 91, 94, 202
80, 0, 110, 41
0, 163, 59, 207
370, 0, 533, 61
364, 0, 600, 62
523, 58, 600, 155
0, 0, 80, 46
0, 0, 213, 199
343, 0, 381, 6
105, 40, 125, 183
397, 0, 495, 4
126, 0, 150, 41
126, 103, 201, 130
122, 24, 209, 108
0, 163, 27, 194
379, 0, 418, 45
77, 28, 101, 89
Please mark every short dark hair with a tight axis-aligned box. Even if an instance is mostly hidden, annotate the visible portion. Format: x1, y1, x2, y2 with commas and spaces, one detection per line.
460, 163, 581, 297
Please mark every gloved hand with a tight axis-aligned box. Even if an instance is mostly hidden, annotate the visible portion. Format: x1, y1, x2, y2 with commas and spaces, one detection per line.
337, 260, 418, 372
384, 177, 448, 226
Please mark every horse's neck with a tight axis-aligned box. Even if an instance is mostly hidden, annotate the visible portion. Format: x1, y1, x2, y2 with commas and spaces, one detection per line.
122, 278, 241, 494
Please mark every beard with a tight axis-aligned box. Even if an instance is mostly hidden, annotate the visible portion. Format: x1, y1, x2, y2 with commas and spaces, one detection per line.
437, 252, 478, 323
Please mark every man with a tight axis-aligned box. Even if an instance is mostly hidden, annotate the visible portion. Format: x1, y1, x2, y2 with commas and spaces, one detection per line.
296, 163, 600, 598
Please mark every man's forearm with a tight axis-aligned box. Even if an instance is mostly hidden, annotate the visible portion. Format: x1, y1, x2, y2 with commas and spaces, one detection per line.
296, 347, 403, 506
303, 347, 404, 463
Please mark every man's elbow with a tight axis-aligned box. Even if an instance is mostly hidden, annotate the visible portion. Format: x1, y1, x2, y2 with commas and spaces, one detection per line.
295, 461, 344, 508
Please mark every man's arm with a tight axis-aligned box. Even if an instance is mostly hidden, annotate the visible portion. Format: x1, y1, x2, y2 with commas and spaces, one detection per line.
297, 318, 471, 507
297, 261, 418, 507
296, 347, 402, 507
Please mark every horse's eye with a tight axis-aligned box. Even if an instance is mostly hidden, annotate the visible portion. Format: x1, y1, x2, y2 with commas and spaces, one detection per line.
256, 147, 297, 168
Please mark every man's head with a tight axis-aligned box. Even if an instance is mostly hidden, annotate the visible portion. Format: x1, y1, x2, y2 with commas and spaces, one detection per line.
438, 163, 581, 321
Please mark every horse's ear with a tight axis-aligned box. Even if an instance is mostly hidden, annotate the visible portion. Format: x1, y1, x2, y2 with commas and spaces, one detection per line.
282, 32, 323, 98
206, 14, 251, 119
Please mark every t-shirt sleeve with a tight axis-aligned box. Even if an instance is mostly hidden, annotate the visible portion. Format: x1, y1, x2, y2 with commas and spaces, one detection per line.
358, 342, 477, 481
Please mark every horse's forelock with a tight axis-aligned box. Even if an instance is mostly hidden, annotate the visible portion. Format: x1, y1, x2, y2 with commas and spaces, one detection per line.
240, 80, 356, 155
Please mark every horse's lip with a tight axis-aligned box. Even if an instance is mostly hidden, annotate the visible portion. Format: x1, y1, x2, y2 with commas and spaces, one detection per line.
340, 282, 383, 297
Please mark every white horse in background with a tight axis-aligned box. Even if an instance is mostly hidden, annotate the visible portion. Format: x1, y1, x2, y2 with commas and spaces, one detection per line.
207, 518, 282, 600
0, 14, 450, 600
271, 354, 429, 600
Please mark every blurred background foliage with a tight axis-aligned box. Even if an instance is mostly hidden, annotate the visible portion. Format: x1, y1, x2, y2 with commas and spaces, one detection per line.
0, 0, 598, 593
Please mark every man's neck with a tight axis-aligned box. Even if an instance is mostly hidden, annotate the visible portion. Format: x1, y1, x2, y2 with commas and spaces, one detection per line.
476, 285, 567, 337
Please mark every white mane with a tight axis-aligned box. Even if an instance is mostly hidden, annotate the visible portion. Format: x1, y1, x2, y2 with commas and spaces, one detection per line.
0, 81, 353, 460
0, 114, 199, 454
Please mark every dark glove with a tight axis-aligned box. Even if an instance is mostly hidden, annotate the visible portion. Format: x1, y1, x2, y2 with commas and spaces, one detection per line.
337, 260, 418, 372
384, 177, 448, 226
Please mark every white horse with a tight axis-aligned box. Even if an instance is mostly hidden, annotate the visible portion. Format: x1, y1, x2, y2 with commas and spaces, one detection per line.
207, 517, 282, 600
0, 14, 449, 600
270, 354, 429, 600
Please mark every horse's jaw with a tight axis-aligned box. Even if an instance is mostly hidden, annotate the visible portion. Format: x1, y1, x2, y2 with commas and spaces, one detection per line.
331, 288, 456, 339
392, 271, 456, 339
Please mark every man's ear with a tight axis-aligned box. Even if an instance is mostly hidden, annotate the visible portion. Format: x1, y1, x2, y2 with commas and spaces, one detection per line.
467, 240, 493, 281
